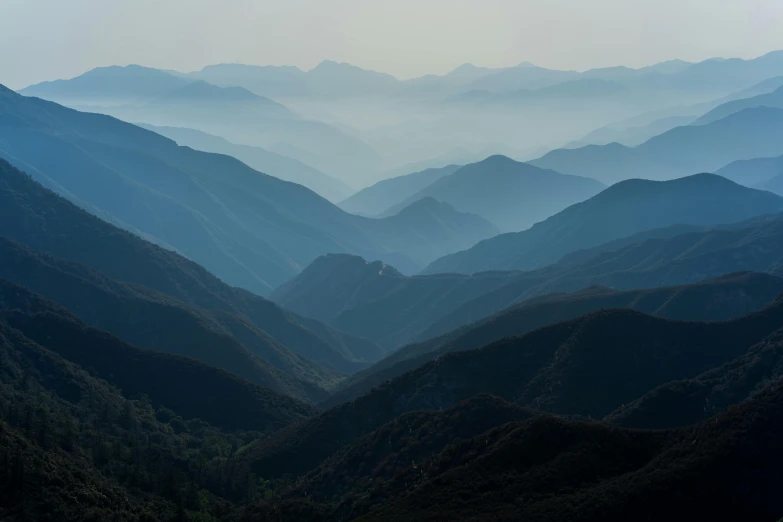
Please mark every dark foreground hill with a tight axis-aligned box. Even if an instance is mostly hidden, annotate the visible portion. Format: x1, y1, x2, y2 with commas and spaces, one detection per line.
325, 272, 783, 408
338, 164, 461, 216
243, 380, 783, 521
424, 173, 783, 275
243, 297, 783, 479
0, 158, 384, 378
0, 280, 321, 521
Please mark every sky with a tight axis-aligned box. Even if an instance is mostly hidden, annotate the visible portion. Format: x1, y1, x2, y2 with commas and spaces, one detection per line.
2, 0, 783, 89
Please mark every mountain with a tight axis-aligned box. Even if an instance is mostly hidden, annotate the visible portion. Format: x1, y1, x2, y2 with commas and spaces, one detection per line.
694, 85, 783, 124
244, 297, 783, 479
0, 279, 317, 433
760, 171, 783, 196
185, 60, 400, 98
715, 153, 783, 187
18, 64, 191, 105
378, 155, 605, 231
373, 198, 500, 265
463, 64, 580, 92
0, 88, 497, 292
424, 173, 783, 275
0, 280, 321, 521
279, 209, 783, 351
338, 380, 783, 522
448, 79, 634, 108
20, 66, 383, 185
272, 254, 527, 348
0, 156, 387, 381
608, 328, 783, 430
0, 237, 349, 402
530, 106, 783, 184
140, 124, 354, 202
324, 272, 783, 408
338, 164, 460, 215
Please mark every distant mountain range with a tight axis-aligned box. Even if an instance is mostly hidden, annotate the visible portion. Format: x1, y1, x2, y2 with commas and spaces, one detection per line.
530, 106, 783, 184
139, 124, 354, 202
19, 65, 383, 185
0, 88, 498, 293
374, 155, 605, 231
424, 173, 783, 275
291, 380, 783, 521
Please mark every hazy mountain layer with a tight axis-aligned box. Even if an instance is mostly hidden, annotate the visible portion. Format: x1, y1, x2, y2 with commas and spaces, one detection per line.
424, 173, 783, 275
530, 107, 783, 184
140, 124, 354, 202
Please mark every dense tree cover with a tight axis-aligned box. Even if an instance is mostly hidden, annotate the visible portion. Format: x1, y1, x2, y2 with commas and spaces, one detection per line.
325, 271, 783, 408
0, 317, 268, 521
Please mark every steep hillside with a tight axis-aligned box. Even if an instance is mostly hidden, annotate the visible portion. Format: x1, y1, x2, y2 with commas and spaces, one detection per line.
371, 198, 500, 265
0, 237, 345, 401
325, 272, 783, 408
379, 155, 605, 231
424, 173, 783, 275
338, 164, 461, 216
0, 157, 385, 374
140, 124, 353, 202
530, 107, 783, 184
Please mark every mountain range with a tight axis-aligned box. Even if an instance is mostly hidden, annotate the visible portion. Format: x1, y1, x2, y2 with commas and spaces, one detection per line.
244, 294, 783, 484
530, 106, 783, 184
18, 65, 383, 185
373, 155, 605, 231
0, 88, 497, 293
323, 272, 783, 408
139, 124, 354, 202
0, 157, 400, 400
275, 197, 783, 350
424, 173, 783, 275
11, 49, 783, 522
339, 164, 461, 215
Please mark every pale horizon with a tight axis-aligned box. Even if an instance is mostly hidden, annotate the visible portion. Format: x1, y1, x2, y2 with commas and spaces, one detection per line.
3, 0, 783, 89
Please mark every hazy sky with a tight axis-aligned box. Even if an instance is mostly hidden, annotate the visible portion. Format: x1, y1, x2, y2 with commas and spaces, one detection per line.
3, 0, 783, 89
